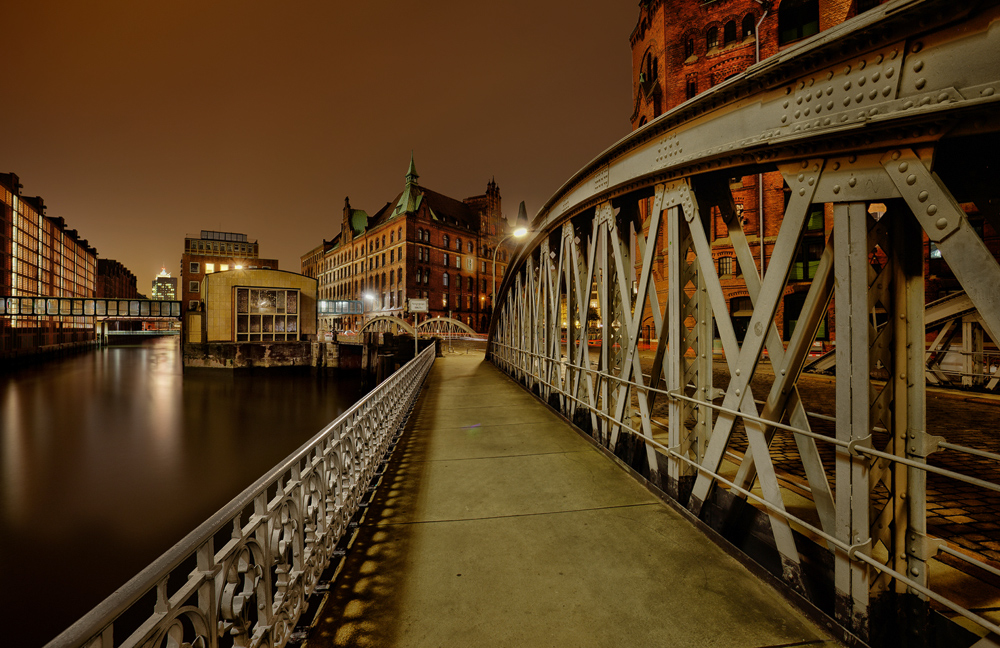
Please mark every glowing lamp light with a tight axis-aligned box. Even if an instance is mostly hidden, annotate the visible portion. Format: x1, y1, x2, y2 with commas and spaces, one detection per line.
512, 227, 528, 238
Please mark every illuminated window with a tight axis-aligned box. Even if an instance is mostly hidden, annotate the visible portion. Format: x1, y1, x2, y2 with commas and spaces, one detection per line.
220, 264, 229, 271
234, 287, 300, 342
205, 263, 215, 273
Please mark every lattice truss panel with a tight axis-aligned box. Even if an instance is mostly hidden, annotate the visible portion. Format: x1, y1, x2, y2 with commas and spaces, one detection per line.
487, 2, 1000, 642
489, 145, 1000, 644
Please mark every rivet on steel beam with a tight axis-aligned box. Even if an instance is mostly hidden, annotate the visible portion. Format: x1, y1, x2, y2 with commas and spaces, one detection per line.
824, 118, 832, 126
859, 76, 867, 87
844, 81, 852, 91
801, 160, 809, 168
903, 100, 913, 109
855, 93, 864, 103
927, 204, 939, 216
798, 81, 805, 90
827, 101, 834, 110
891, 150, 901, 160
983, 88, 996, 97
913, 60, 924, 72
906, 174, 917, 185
916, 78, 927, 90
849, 177, 857, 187
935, 217, 947, 230
783, 100, 789, 108
833, 185, 842, 194
844, 65, 852, 74
808, 177, 815, 186
781, 115, 788, 123
827, 71, 834, 80
911, 43, 922, 53
735, 369, 741, 376
735, 389, 741, 396
869, 89, 878, 100
799, 188, 806, 196
797, 96, 803, 105
882, 86, 892, 97
805, 108, 811, 116
841, 115, 849, 122
938, 92, 950, 103
918, 191, 929, 202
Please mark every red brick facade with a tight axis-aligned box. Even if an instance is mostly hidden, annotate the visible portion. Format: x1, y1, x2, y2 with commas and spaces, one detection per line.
630, 0, 881, 345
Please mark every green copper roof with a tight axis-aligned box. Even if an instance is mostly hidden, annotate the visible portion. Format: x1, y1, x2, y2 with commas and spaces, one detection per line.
395, 153, 422, 215
349, 209, 369, 235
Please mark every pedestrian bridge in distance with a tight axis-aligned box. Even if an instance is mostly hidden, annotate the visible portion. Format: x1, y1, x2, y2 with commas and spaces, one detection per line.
45, 1, 1000, 646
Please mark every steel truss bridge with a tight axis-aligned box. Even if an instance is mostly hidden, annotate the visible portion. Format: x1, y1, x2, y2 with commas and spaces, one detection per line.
358, 314, 478, 337
487, 0, 1000, 644
40, 1, 1000, 647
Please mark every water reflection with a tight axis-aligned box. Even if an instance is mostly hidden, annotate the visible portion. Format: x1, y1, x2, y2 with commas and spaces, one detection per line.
0, 337, 367, 648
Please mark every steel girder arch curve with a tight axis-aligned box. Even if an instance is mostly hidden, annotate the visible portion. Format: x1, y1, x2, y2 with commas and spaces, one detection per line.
357, 315, 414, 336
416, 316, 476, 336
486, 1, 1000, 644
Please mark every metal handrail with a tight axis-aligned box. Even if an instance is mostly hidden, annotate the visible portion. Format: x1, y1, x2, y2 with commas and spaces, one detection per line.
47, 343, 436, 648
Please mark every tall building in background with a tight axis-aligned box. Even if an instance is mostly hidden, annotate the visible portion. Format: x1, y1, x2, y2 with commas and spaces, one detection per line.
301, 155, 514, 334
0, 172, 99, 356
151, 268, 177, 301
629, 0, 884, 343
180, 231, 278, 315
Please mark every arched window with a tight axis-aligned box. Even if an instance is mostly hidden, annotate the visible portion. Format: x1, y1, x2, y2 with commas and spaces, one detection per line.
684, 37, 695, 59
778, 0, 819, 44
724, 20, 737, 45
390, 231, 394, 243
381, 235, 386, 247
742, 14, 756, 39
443, 234, 450, 248
468, 241, 473, 253
443, 272, 449, 287
398, 226, 403, 241
706, 26, 719, 50
456, 237, 462, 251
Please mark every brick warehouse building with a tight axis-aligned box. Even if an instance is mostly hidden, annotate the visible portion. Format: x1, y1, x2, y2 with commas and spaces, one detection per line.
629, 0, 884, 344
301, 155, 516, 334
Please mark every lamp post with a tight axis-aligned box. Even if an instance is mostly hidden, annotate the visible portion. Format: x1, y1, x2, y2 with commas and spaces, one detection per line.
492, 201, 530, 309
361, 290, 374, 329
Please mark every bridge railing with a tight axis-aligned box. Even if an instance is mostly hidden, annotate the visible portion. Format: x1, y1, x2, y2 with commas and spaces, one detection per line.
486, 1, 1000, 644
46, 343, 436, 648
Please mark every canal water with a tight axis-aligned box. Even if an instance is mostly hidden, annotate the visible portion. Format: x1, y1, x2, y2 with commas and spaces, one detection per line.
0, 336, 369, 648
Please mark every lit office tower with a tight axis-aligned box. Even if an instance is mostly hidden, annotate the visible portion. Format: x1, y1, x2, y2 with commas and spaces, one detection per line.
151, 268, 177, 301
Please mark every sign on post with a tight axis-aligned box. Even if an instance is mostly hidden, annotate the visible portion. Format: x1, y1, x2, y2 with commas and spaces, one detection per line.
409, 298, 429, 313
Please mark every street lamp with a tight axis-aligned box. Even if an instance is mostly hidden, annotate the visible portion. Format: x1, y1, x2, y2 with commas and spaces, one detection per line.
361, 290, 375, 327
492, 201, 530, 308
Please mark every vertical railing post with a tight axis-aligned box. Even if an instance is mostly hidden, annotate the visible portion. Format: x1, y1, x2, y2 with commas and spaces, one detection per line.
833, 201, 872, 639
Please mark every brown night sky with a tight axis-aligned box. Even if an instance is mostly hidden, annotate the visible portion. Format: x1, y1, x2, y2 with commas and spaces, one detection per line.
2, 1, 637, 289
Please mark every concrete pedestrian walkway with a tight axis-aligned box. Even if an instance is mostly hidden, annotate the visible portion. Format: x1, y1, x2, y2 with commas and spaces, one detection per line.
305, 352, 843, 648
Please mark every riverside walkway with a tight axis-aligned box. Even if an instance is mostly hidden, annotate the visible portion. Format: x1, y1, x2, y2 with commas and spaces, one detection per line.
304, 351, 842, 648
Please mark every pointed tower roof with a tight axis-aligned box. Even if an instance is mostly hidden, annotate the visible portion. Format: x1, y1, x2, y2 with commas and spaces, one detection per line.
395, 152, 423, 215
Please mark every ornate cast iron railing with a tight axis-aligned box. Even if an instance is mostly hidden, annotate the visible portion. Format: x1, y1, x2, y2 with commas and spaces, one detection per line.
488, 0, 1000, 645
47, 343, 435, 648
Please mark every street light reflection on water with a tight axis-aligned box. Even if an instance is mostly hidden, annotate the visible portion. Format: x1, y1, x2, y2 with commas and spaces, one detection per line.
0, 336, 369, 648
